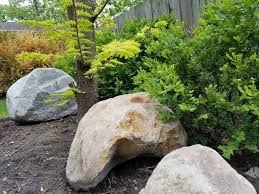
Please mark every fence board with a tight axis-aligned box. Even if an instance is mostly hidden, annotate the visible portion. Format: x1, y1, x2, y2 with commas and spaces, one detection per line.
114, 0, 210, 33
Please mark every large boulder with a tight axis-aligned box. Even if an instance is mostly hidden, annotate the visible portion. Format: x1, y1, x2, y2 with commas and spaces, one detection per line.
7, 68, 77, 123
140, 145, 256, 194
66, 92, 187, 191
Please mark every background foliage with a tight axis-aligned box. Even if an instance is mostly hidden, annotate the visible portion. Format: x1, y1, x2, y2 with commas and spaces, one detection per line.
0, 0, 67, 22
0, 0, 143, 22
107, 0, 143, 16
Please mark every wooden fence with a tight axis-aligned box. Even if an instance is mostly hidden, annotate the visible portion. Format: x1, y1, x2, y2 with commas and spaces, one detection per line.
113, 0, 210, 33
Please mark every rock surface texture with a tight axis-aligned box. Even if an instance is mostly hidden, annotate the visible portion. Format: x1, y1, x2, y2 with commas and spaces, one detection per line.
7, 68, 77, 123
140, 145, 257, 194
66, 92, 187, 191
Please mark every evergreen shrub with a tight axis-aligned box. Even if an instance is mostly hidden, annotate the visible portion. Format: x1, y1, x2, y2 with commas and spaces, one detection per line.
94, 0, 258, 158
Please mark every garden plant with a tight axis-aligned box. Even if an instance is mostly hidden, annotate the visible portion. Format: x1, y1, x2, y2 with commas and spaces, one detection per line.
90, 0, 259, 159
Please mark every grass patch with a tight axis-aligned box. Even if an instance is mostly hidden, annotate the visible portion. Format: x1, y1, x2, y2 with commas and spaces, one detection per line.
0, 98, 8, 118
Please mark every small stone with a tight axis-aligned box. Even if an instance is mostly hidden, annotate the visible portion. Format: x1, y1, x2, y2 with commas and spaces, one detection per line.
244, 167, 259, 178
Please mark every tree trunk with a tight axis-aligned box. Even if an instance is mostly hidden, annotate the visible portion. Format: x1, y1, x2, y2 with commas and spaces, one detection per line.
75, 35, 98, 119
68, 0, 98, 120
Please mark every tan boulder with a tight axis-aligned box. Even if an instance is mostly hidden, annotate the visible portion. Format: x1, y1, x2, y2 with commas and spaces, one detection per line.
66, 92, 187, 191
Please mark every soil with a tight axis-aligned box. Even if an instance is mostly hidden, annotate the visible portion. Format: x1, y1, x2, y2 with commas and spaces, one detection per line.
0, 116, 258, 194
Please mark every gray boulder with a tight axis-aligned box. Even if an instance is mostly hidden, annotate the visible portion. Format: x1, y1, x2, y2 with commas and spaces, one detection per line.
140, 145, 256, 194
7, 68, 77, 123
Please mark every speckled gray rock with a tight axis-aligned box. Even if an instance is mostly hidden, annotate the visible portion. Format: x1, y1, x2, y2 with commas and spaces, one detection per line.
7, 68, 77, 123
140, 145, 256, 194
66, 92, 187, 191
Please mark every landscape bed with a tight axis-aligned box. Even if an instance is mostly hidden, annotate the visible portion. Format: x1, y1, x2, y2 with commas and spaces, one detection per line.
0, 116, 258, 194
0, 0, 258, 193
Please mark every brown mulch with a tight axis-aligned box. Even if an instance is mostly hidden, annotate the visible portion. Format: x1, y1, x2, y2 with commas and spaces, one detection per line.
0, 117, 258, 194
0, 117, 159, 194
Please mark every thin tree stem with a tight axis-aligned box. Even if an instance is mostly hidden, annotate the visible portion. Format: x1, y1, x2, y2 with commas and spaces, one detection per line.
92, 0, 110, 21
72, 0, 85, 64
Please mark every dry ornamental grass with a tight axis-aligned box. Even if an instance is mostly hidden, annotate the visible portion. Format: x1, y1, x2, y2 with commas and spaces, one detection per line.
0, 31, 66, 95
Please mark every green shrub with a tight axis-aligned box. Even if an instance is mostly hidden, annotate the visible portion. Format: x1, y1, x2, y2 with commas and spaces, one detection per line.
96, 28, 117, 50
0, 98, 8, 118
96, 14, 181, 100
90, 39, 142, 100
89, 40, 141, 75
134, 0, 259, 158
97, 57, 144, 100
54, 51, 76, 76
120, 17, 155, 38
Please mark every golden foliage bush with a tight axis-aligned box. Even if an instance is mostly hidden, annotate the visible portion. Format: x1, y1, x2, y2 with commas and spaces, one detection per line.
0, 31, 66, 95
